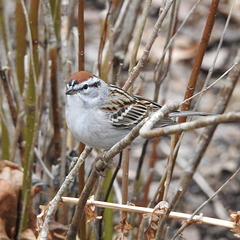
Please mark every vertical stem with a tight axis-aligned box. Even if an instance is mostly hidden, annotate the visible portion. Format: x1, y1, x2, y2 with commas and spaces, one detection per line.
98, 2, 112, 77
78, 0, 84, 71
50, 0, 61, 40
19, 0, 39, 234
129, 0, 152, 73
50, 46, 62, 162
78, 142, 86, 240
15, 0, 26, 94
153, 0, 178, 102
15, 0, 27, 161
77, 0, 85, 238
44, 0, 62, 164
103, 169, 114, 239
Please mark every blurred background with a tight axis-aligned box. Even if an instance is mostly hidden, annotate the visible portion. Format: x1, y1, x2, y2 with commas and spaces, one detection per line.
0, 0, 240, 239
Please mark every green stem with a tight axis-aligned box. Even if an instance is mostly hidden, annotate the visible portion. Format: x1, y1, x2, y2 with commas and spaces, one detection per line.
19, 0, 39, 234
15, 0, 27, 94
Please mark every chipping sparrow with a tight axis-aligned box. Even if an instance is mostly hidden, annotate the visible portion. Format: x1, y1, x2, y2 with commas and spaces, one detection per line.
65, 71, 191, 149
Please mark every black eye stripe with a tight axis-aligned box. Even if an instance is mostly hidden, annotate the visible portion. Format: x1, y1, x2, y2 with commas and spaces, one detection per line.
79, 81, 100, 90
92, 81, 100, 87
67, 80, 100, 92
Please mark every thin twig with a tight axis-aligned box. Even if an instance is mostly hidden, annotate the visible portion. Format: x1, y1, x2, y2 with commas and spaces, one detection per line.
123, 0, 174, 91
129, 0, 152, 73
193, 0, 237, 111
171, 167, 240, 239
98, 1, 112, 76
181, 63, 236, 105
153, 0, 179, 102
154, 0, 202, 72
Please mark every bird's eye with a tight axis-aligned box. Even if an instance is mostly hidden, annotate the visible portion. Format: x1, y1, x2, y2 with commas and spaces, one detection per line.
83, 84, 88, 90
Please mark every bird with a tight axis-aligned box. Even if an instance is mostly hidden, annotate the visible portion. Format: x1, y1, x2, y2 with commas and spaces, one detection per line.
65, 71, 205, 150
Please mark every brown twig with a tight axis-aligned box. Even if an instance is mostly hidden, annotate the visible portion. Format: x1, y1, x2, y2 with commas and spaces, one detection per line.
42, 0, 61, 162
78, 0, 84, 71
192, 0, 236, 112
77, 0, 86, 238
49, 47, 62, 162
178, 47, 240, 201
179, 0, 220, 122
98, 1, 112, 77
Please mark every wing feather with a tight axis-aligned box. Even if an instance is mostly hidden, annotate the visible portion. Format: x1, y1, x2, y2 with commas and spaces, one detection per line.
99, 84, 176, 128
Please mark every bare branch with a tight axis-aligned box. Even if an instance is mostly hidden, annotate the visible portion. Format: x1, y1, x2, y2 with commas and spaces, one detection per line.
123, 0, 174, 91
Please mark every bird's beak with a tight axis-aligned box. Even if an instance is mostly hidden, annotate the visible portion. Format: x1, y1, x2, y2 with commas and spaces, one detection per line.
66, 86, 74, 95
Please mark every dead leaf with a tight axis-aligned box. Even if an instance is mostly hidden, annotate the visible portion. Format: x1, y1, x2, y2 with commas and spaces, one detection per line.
85, 195, 102, 224
144, 201, 169, 240
0, 160, 37, 239
20, 228, 36, 240
114, 218, 133, 240
229, 210, 240, 238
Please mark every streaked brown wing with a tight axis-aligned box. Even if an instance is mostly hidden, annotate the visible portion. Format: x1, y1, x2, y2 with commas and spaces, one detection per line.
100, 85, 146, 128
100, 85, 175, 128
